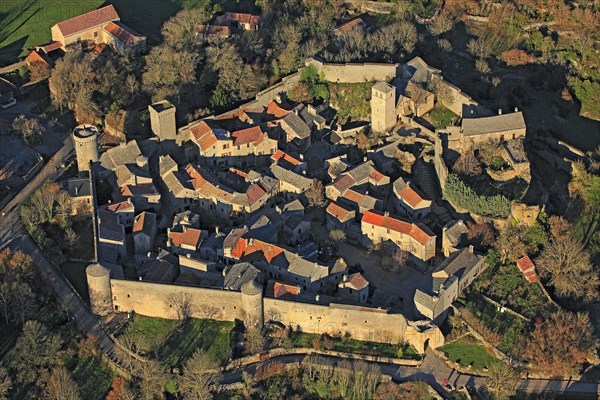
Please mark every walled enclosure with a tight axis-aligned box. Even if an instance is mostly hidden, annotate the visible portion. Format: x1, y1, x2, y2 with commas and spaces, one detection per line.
306, 58, 399, 84
108, 278, 442, 353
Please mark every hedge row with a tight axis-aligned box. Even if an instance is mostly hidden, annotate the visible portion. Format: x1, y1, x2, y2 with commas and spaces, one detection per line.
444, 174, 511, 218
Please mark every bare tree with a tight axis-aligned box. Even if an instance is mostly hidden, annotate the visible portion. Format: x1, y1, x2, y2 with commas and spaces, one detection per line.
179, 349, 220, 400
396, 21, 417, 53
64, 228, 79, 255
329, 229, 347, 244
437, 38, 452, 52
0, 364, 12, 400
428, 13, 454, 36
428, 79, 455, 105
475, 58, 491, 75
537, 232, 599, 301
494, 223, 530, 264
525, 311, 596, 376
467, 223, 495, 248
12, 115, 45, 145
0, 282, 11, 325
43, 367, 80, 400
485, 363, 517, 400
11, 281, 35, 325
408, 84, 430, 117
452, 148, 482, 176
305, 179, 325, 207
56, 191, 72, 220
392, 248, 409, 269
244, 325, 265, 354
134, 359, 164, 400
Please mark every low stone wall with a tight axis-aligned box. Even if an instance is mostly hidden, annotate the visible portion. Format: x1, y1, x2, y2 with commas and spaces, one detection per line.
306, 58, 399, 84
227, 347, 423, 370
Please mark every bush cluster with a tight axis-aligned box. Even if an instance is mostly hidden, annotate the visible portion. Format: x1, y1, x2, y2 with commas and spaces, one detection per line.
444, 174, 511, 218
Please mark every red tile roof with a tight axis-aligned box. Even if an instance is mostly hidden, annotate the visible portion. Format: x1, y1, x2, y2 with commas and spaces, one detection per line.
133, 212, 147, 232
54, 5, 119, 37
326, 201, 354, 222
195, 24, 231, 36
185, 164, 207, 190
232, 126, 263, 146
170, 228, 204, 249
215, 12, 261, 26
105, 200, 133, 213
232, 238, 284, 263
344, 273, 369, 290
246, 183, 267, 205
517, 256, 537, 283
332, 175, 355, 193
334, 18, 368, 34
36, 41, 62, 53
369, 168, 386, 183
271, 150, 301, 166
103, 21, 143, 45
362, 210, 434, 246
397, 186, 426, 208
26, 50, 52, 66
266, 101, 291, 118
343, 188, 365, 205
273, 282, 300, 298
121, 183, 158, 197
191, 121, 218, 151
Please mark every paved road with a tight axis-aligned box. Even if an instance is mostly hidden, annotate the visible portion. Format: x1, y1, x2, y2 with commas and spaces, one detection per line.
220, 350, 599, 398
0, 134, 140, 371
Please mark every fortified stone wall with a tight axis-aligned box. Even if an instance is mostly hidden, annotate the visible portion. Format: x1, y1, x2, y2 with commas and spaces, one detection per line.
306, 58, 399, 84
111, 279, 245, 321
434, 135, 449, 191
108, 278, 443, 353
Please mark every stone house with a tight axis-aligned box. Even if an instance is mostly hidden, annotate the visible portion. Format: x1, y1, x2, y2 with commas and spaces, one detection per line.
361, 210, 436, 263
392, 178, 432, 219
279, 112, 312, 153
67, 176, 93, 214
167, 226, 209, 258
120, 183, 161, 212
333, 18, 369, 35
214, 12, 261, 30
326, 201, 356, 231
414, 246, 487, 322
97, 209, 126, 264
395, 80, 435, 118
338, 273, 369, 304
100, 200, 135, 228
189, 121, 277, 168
133, 212, 157, 256
441, 220, 468, 257
51, 5, 145, 51
223, 235, 347, 293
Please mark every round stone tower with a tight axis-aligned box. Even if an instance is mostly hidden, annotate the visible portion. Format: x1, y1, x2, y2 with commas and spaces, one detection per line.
86, 263, 112, 316
73, 124, 99, 172
241, 279, 264, 329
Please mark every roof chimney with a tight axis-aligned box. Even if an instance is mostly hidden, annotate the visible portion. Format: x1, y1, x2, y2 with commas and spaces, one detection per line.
514, 107, 518, 112
74, 186, 79, 196
299, 154, 304, 160
147, 251, 151, 257
498, 108, 502, 115
468, 245, 474, 253
384, 211, 389, 217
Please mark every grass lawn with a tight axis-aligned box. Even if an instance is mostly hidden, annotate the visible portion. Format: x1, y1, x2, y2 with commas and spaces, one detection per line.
59, 261, 90, 304
70, 355, 115, 400
0, 0, 213, 66
423, 105, 458, 129
118, 315, 234, 368
438, 335, 502, 371
288, 332, 420, 359
329, 81, 373, 125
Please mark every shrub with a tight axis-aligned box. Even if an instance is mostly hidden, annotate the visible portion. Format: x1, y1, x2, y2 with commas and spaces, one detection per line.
444, 174, 511, 218
500, 49, 535, 66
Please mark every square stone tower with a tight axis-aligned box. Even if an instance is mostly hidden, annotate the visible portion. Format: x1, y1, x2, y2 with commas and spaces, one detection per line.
371, 82, 396, 133
149, 100, 176, 141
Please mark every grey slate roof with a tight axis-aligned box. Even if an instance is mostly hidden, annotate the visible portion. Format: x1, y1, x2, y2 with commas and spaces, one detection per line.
443, 220, 468, 247
461, 112, 526, 136
100, 141, 142, 171
282, 112, 311, 139
159, 154, 178, 177
270, 164, 312, 191
432, 247, 482, 291
68, 177, 91, 197
223, 262, 263, 291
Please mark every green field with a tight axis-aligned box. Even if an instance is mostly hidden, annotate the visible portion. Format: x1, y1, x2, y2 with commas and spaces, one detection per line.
438, 335, 502, 371
288, 332, 421, 359
423, 105, 458, 129
118, 314, 234, 368
0, 0, 211, 66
